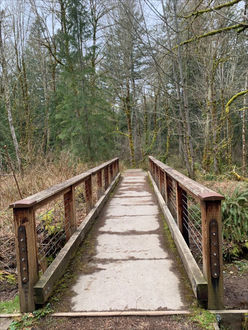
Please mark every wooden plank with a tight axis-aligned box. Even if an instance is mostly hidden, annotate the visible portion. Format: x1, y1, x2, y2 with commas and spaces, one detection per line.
201, 200, 224, 310
149, 156, 224, 201
50, 311, 192, 317
148, 172, 208, 302
90, 158, 119, 175
14, 207, 39, 312
34, 173, 121, 305
10, 158, 119, 209
2, 309, 248, 318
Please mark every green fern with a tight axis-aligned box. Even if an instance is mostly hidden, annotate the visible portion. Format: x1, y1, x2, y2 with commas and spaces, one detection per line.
220, 185, 248, 260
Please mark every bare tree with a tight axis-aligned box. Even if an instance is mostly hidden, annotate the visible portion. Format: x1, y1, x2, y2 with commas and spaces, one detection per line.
0, 10, 22, 171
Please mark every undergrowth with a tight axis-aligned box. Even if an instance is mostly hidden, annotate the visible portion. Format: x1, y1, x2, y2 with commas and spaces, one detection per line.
9, 303, 53, 329
0, 152, 89, 210
0, 296, 19, 314
220, 185, 248, 261
0, 152, 91, 302
190, 308, 217, 330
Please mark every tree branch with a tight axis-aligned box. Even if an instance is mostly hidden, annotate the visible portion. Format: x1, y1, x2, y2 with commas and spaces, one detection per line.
183, 0, 242, 19
179, 23, 248, 46
225, 90, 248, 114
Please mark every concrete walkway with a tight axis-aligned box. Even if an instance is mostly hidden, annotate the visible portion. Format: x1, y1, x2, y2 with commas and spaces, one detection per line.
70, 170, 188, 311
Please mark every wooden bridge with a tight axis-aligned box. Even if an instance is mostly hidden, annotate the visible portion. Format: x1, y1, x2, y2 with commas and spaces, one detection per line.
10, 157, 224, 313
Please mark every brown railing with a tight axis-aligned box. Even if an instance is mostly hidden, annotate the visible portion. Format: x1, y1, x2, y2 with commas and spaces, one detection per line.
149, 156, 224, 309
10, 158, 119, 312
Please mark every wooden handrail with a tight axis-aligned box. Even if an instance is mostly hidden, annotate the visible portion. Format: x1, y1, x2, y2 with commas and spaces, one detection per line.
149, 156, 224, 310
149, 156, 224, 201
11, 158, 119, 312
10, 158, 118, 209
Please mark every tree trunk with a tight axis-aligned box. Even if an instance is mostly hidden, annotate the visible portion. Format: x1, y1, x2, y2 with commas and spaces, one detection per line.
0, 13, 22, 172
125, 81, 135, 167
171, 0, 195, 178
242, 72, 248, 175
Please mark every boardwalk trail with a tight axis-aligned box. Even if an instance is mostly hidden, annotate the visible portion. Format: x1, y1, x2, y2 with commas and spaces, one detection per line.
58, 170, 194, 312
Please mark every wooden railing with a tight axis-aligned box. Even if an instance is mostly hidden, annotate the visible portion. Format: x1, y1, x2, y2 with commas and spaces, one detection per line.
10, 158, 119, 312
149, 156, 224, 309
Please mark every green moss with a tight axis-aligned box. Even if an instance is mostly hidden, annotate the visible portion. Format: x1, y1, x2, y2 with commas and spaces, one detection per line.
190, 308, 217, 329
0, 295, 19, 314
0, 271, 17, 285
9, 303, 53, 329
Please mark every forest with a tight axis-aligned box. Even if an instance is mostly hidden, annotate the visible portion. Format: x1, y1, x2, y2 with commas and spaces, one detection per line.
0, 0, 247, 179
0, 0, 248, 324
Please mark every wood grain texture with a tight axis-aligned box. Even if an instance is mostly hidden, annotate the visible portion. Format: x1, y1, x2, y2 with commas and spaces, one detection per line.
14, 207, 39, 312
201, 200, 224, 309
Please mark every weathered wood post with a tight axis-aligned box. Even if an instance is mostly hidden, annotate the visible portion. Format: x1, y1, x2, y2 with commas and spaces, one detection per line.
150, 161, 153, 177
97, 170, 103, 198
201, 199, 224, 309
176, 185, 189, 246
64, 187, 76, 241
164, 173, 169, 204
13, 207, 39, 312
85, 175, 93, 213
110, 163, 113, 182
104, 165, 109, 190
160, 169, 164, 197
152, 162, 155, 178
154, 164, 158, 186
117, 159, 120, 174
159, 169, 164, 197
113, 161, 116, 177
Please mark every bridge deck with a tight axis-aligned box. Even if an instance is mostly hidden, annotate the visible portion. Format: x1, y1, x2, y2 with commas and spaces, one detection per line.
60, 170, 193, 312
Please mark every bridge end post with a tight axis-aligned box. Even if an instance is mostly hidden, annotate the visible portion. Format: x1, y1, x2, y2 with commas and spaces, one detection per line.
13, 206, 39, 312
201, 200, 224, 310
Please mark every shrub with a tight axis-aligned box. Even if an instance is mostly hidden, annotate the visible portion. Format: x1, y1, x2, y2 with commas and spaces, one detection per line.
220, 185, 248, 261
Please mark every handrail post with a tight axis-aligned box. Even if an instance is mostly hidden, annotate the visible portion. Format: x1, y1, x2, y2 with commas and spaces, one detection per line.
64, 186, 76, 241
117, 158, 120, 173
149, 159, 153, 175
152, 161, 155, 178
159, 169, 164, 197
110, 163, 113, 181
14, 207, 39, 312
85, 175, 93, 213
201, 200, 224, 309
176, 184, 189, 245
155, 164, 158, 185
97, 170, 103, 198
113, 161, 116, 177
160, 169, 165, 198
104, 165, 109, 190
164, 173, 168, 204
